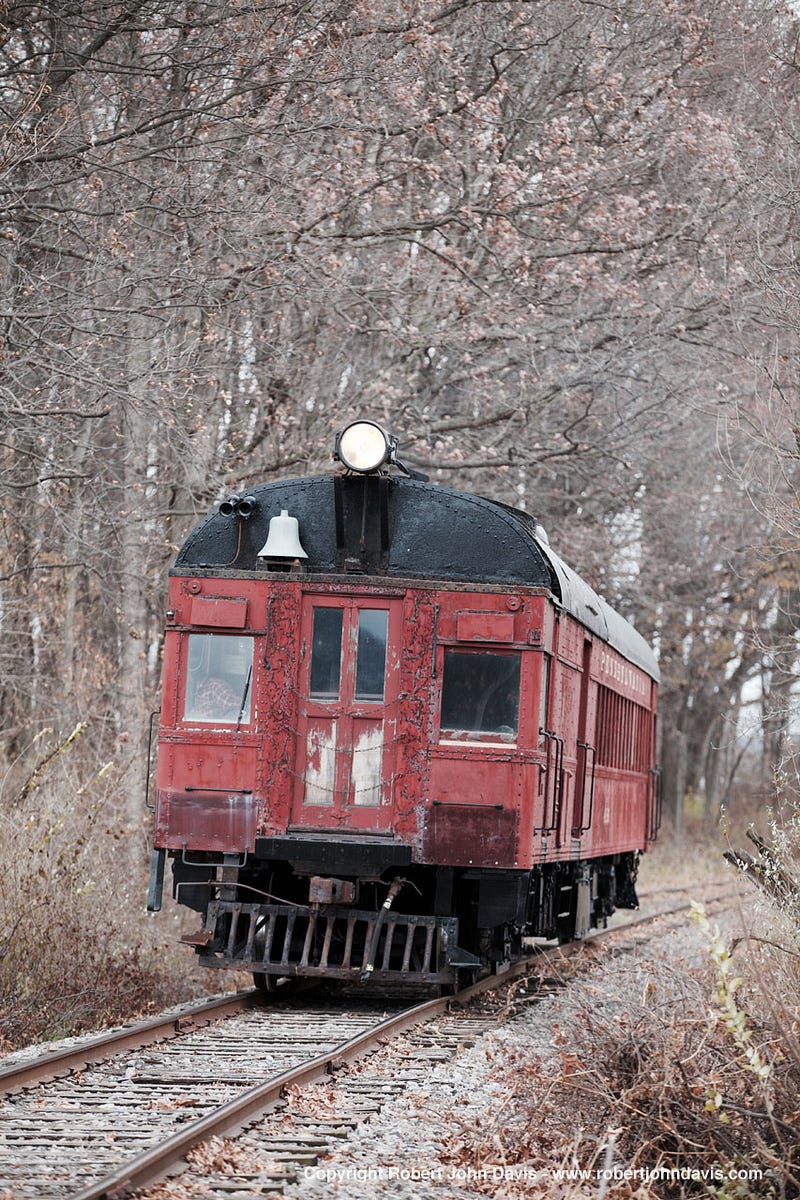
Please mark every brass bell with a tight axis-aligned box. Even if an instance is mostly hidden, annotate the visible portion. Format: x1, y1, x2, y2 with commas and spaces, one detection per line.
257, 509, 308, 560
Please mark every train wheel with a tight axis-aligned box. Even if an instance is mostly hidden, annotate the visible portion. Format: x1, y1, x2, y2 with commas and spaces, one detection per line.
453, 967, 480, 992
556, 875, 578, 943
253, 970, 278, 995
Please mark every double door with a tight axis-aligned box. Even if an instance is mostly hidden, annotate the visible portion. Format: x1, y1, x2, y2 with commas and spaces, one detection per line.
292, 595, 401, 830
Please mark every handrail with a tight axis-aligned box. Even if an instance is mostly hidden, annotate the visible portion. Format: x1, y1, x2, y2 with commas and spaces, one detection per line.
572, 740, 596, 835
536, 729, 564, 834
144, 708, 161, 811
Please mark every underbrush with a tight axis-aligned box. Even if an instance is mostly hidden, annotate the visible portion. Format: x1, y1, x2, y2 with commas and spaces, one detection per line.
544, 957, 799, 1196
0, 906, 189, 1049
638, 823, 726, 892
0, 729, 202, 1050
451, 949, 800, 1197
448, 819, 800, 1198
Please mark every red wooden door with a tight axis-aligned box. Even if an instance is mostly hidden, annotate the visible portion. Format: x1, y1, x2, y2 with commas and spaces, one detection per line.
292, 595, 401, 830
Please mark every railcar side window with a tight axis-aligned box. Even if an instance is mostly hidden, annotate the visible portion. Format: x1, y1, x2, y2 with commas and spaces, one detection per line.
538, 654, 551, 747
596, 684, 650, 771
441, 650, 521, 739
355, 609, 389, 701
183, 634, 253, 723
309, 608, 344, 700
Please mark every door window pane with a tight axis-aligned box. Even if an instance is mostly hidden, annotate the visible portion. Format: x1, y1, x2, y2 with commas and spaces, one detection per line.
441, 650, 520, 737
355, 609, 389, 701
184, 634, 253, 723
309, 608, 344, 699
304, 724, 337, 805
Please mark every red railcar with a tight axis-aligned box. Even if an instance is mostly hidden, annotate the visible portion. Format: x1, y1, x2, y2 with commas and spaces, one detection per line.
148, 421, 660, 989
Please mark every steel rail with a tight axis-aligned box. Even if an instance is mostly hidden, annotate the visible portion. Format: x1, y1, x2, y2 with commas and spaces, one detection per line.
3, 886, 742, 1200
69, 890, 743, 1200
1, 883, 731, 1094
0, 990, 258, 1095
69, 994, 449, 1200
449, 885, 742, 1008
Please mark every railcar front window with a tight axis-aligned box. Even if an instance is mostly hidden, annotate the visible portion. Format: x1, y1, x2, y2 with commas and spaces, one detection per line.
184, 634, 253, 724
441, 651, 521, 739
309, 607, 344, 700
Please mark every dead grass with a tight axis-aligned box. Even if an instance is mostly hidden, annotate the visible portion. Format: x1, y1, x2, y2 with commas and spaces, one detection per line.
448, 820, 800, 1199
443, 951, 800, 1197
0, 735, 202, 1050
639, 823, 730, 895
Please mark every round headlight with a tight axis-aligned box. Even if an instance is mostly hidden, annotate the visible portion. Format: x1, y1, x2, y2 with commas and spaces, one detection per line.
335, 420, 395, 473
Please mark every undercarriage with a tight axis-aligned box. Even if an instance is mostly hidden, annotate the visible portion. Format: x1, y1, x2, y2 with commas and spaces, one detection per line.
163, 849, 640, 989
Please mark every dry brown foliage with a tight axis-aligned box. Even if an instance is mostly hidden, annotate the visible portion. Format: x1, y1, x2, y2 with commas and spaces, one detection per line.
449, 930, 800, 1197
0, 736, 199, 1050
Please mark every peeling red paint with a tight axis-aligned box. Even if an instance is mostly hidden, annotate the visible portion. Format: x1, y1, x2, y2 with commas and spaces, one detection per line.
154, 575, 657, 868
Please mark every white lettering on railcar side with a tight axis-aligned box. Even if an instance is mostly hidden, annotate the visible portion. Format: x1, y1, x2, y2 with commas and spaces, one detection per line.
597, 649, 649, 698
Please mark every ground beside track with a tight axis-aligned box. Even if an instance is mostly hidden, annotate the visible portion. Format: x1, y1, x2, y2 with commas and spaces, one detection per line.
133, 864, 752, 1200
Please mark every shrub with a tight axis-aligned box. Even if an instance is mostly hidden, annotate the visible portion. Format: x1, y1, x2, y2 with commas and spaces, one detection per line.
0, 727, 198, 1049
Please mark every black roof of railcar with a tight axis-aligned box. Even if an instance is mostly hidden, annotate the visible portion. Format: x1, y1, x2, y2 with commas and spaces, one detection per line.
174, 473, 659, 681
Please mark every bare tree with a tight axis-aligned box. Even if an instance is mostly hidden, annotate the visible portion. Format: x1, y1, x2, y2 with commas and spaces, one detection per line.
0, 0, 794, 838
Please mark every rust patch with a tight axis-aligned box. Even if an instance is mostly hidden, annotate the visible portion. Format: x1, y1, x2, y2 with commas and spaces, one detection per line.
424, 802, 517, 868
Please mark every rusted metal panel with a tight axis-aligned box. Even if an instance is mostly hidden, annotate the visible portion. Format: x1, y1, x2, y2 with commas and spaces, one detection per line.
456, 610, 515, 642
424, 801, 518, 868
429, 747, 520, 803
258, 584, 301, 834
189, 596, 248, 628
592, 772, 650, 851
155, 734, 258, 848
160, 788, 258, 852
308, 876, 356, 904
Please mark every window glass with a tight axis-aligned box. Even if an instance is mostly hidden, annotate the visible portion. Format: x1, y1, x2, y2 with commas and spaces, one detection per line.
538, 655, 550, 747
441, 650, 521, 737
184, 634, 253, 724
595, 683, 649, 771
309, 607, 344, 699
355, 609, 388, 701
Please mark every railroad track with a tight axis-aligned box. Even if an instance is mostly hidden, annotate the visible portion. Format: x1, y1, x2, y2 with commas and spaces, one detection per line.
0, 990, 261, 1095
0, 994, 428, 1200
0, 883, 741, 1200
